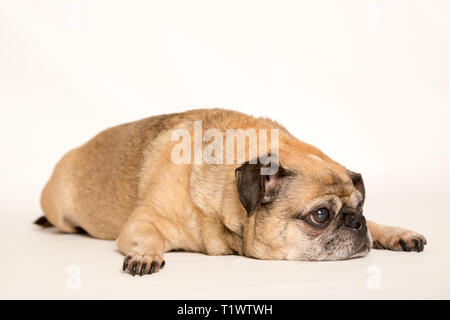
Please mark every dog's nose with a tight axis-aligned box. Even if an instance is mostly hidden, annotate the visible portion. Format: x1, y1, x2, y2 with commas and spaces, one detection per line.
344, 213, 367, 236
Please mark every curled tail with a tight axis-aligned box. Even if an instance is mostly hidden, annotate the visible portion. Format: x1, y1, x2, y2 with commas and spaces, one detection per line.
34, 216, 53, 228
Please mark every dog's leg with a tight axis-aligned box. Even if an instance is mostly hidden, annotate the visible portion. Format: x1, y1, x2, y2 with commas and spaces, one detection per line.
367, 220, 427, 252
117, 207, 166, 276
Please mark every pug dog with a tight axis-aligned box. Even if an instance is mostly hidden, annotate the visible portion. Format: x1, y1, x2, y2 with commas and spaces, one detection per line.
37, 109, 426, 276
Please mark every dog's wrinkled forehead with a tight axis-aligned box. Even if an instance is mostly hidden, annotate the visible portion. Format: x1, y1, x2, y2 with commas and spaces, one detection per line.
317, 173, 363, 210
286, 154, 364, 208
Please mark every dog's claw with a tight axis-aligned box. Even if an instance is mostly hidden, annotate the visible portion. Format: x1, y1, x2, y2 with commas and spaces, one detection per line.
419, 241, 425, 252
399, 240, 410, 252
149, 261, 158, 274
139, 263, 147, 276
123, 256, 131, 271
413, 239, 424, 252
131, 261, 138, 276
160, 260, 166, 269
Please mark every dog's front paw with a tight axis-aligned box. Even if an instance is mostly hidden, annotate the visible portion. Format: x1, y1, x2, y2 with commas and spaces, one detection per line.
373, 227, 427, 252
122, 254, 165, 276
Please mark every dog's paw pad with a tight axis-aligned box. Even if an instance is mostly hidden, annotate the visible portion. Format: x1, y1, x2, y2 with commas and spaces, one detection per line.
122, 254, 165, 276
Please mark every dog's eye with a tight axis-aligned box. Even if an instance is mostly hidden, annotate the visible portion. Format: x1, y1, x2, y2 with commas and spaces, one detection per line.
308, 208, 332, 226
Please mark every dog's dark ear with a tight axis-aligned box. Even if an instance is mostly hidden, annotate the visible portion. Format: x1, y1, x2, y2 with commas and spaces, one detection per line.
235, 162, 288, 217
346, 169, 365, 201
235, 163, 264, 217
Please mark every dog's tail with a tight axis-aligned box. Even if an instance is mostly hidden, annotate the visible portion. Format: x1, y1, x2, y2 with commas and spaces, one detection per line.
34, 216, 53, 228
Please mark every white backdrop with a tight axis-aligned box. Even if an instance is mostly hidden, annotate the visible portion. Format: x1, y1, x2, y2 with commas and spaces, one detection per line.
1, 0, 449, 299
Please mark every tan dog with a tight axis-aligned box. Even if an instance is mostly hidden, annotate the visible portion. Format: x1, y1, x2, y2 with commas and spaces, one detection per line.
37, 109, 426, 276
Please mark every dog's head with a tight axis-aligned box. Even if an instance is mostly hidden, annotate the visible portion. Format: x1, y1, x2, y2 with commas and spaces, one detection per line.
235, 153, 371, 261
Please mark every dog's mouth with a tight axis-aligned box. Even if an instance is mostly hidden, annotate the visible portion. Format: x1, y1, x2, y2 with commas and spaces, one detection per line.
346, 228, 373, 260
348, 241, 371, 259
313, 238, 372, 261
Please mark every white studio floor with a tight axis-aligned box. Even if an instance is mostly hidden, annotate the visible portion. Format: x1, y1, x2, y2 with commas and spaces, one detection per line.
1, 180, 449, 300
